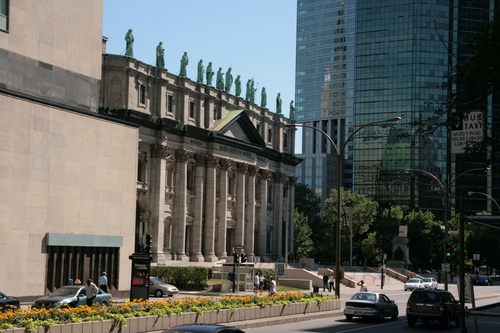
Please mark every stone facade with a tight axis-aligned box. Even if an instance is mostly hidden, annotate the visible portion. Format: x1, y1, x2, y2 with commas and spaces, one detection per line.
0, 0, 137, 297
100, 54, 300, 264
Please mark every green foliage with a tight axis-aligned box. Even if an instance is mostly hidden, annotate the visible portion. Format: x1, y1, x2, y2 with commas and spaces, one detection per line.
405, 210, 441, 271
293, 209, 314, 259
319, 187, 378, 264
150, 266, 213, 290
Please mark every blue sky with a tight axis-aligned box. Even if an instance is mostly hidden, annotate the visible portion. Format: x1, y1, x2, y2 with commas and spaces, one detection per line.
103, 0, 297, 121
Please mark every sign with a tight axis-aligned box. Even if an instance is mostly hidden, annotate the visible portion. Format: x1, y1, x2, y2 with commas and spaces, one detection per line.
448, 230, 459, 235
442, 263, 451, 272
399, 225, 408, 237
451, 111, 484, 154
457, 274, 474, 303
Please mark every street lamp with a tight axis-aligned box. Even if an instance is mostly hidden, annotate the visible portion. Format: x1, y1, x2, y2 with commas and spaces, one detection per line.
468, 191, 500, 213
287, 116, 401, 297
405, 167, 488, 290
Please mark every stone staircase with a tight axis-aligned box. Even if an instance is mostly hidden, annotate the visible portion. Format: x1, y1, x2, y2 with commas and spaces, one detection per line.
343, 271, 404, 290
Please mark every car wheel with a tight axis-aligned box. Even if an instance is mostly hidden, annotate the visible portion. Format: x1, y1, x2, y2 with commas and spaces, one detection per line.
422, 319, 429, 325
442, 314, 452, 328
391, 308, 398, 320
407, 316, 416, 327
377, 310, 384, 322
100, 301, 109, 307
345, 314, 353, 321
155, 290, 163, 297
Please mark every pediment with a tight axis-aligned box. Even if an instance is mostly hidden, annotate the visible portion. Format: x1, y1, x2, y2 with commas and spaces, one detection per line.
208, 110, 265, 146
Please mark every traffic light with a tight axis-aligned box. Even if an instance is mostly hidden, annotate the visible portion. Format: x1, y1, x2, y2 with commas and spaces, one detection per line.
445, 242, 451, 257
145, 234, 153, 254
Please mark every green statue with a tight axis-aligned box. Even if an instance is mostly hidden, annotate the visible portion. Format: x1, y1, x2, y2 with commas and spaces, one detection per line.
225, 67, 233, 93
250, 79, 256, 102
180, 52, 189, 77
276, 93, 282, 114
216, 67, 224, 90
125, 29, 134, 57
245, 79, 251, 100
261, 87, 267, 108
235, 75, 242, 97
156, 42, 165, 69
289, 100, 296, 120
197, 59, 204, 83
206, 62, 214, 86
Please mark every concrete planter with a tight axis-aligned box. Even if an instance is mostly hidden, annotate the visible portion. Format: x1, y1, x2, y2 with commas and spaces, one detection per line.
3, 300, 340, 333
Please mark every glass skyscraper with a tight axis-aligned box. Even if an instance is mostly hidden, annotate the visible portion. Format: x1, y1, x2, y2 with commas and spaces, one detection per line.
296, 0, 497, 217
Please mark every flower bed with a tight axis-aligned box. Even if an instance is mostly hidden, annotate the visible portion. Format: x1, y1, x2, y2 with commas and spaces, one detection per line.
0, 292, 339, 332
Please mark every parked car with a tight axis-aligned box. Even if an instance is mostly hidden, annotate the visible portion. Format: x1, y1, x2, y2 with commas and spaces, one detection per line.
32, 285, 112, 309
0, 291, 20, 312
162, 324, 245, 332
404, 278, 424, 291
474, 276, 493, 286
344, 292, 398, 322
421, 278, 438, 290
150, 277, 179, 297
406, 289, 460, 328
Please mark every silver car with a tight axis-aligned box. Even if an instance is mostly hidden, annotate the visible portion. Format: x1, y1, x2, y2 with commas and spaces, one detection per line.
150, 277, 179, 297
32, 285, 112, 308
404, 278, 424, 291
421, 277, 438, 290
344, 292, 398, 322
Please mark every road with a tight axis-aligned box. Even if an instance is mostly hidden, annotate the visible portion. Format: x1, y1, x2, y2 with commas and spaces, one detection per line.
245, 285, 500, 333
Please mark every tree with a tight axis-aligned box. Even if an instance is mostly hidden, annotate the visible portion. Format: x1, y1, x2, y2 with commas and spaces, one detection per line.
377, 205, 404, 262
293, 209, 314, 260
419, 18, 500, 163
405, 210, 442, 271
320, 187, 378, 265
294, 183, 323, 261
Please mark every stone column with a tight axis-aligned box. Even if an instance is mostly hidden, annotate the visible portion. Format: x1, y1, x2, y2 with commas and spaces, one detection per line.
150, 144, 168, 263
190, 154, 205, 262
234, 162, 247, 249
245, 165, 258, 259
273, 172, 285, 259
257, 169, 270, 256
174, 149, 191, 261
204, 156, 218, 262
216, 158, 230, 258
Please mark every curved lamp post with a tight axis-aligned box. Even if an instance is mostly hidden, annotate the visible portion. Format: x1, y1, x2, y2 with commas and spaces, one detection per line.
287, 116, 401, 297
468, 191, 500, 213
405, 167, 488, 290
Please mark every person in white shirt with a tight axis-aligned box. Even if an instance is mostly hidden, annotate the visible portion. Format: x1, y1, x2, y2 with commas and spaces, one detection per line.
98, 272, 108, 293
254, 272, 259, 293
86, 279, 98, 306
269, 276, 277, 295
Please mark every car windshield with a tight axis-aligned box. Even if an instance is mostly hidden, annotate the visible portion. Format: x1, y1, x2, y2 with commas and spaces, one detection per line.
478, 276, 488, 280
350, 293, 376, 301
50, 287, 82, 297
150, 277, 165, 285
422, 278, 432, 282
408, 279, 421, 283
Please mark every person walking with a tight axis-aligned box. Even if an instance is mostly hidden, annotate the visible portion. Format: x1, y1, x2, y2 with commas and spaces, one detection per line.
328, 274, 335, 292
86, 279, 98, 306
98, 272, 108, 293
269, 276, 277, 295
323, 273, 329, 292
254, 272, 260, 293
259, 272, 265, 296
357, 280, 367, 292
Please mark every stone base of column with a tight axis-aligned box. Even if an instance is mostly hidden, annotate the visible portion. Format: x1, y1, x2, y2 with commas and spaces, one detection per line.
176, 254, 190, 262
204, 254, 218, 262
190, 254, 205, 262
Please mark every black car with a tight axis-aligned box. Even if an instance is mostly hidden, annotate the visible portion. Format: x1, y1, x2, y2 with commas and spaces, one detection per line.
0, 292, 20, 312
474, 275, 493, 286
406, 289, 460, 328
162, 324, 245, 332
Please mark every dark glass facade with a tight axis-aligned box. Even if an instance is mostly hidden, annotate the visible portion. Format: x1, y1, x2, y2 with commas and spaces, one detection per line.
296, 0, 497, 218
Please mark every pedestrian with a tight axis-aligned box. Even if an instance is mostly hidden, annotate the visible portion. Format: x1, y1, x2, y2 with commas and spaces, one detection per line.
329, 274, 335, 292
269, 276, 277, 295
357, 280, 367, 292
323, 273, 329, 292
259, 272, 265, 296
86, 279, 98, 306
254, 272, 260, 293
98, 272, 108, 293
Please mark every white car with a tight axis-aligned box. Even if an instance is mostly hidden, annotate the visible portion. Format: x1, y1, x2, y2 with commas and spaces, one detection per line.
404, 278, 423, 291
421, 277, 438, 290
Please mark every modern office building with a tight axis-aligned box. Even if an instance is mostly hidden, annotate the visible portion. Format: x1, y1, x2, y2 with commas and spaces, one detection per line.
295, 0, 495, 217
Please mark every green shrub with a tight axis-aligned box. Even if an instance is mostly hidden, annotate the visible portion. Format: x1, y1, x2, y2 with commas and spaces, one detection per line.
151, 266, 213, 290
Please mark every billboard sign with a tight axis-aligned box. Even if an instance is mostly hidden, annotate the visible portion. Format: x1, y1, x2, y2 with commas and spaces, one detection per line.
451, 111, 484, 154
